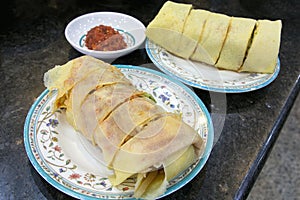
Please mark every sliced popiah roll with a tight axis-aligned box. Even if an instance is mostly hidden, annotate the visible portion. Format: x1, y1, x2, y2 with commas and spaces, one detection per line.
43, 55, 205, 199
215, 17, 256, 71
68, 67, 129, 130
239, 20, 282, 73
44, 56, 111, 110
181, 9, 211, 59
76, 82, 141, 141
98, 97, 164, 143
109, 113, 204, 186
185, 9, 211, 60
191, 12, 231, 65
92, 97, 166, 166
145, 1, 193, 58
134, 145, 197, 199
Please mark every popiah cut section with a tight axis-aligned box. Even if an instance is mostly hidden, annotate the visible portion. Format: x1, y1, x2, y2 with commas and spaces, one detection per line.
145, 1, 193, 58
239, 20, 282, 73
215, 17, 256, 71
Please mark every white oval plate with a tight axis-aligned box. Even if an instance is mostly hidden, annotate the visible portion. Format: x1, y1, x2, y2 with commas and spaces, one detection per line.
146, 39, 280, 93
24, 65, 214, 199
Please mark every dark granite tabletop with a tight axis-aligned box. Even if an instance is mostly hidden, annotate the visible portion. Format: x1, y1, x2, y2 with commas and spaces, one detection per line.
0, 0, 299, 199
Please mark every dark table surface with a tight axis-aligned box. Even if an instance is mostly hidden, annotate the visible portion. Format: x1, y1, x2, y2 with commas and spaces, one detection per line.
0, 0, 299, 199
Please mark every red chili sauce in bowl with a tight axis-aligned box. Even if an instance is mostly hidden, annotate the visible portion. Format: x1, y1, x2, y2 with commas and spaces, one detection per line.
85, 25, 127, 51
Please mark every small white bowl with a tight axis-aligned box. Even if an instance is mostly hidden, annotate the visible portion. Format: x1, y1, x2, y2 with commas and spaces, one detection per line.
65, 12, 146, 60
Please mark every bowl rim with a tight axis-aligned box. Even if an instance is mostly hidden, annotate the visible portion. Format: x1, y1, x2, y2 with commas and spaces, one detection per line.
64, 11, 146, 55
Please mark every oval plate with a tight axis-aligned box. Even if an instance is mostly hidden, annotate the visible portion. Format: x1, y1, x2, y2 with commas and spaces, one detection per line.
146, 39, 280, 93
24, 65, 214, 199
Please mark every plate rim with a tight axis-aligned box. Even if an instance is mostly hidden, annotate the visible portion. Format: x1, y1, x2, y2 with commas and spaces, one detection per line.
145, 39, 280, 93
24, 65, 214, 199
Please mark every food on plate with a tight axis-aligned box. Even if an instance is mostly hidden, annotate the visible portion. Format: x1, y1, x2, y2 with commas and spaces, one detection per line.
215, 17, 256, 71
145, 1, 193, 58
182, 9, 210, 61
191, 12, 231, 65
146, 1, 282, 73
239, 20, 282, 73
85, 24, 127, 51
43, 55, 205, 199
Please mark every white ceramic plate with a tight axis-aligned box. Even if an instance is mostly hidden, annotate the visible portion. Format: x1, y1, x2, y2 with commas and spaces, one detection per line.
65, 12, 146, 60
146, 39, 280, 93
24, 65, 214, 199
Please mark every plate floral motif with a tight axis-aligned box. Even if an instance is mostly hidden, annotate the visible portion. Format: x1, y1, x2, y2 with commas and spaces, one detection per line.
146, 39, 280, 93
24, 65, 214, 199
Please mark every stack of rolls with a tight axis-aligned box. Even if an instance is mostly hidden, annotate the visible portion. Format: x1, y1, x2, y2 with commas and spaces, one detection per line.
146, 1, 282, 73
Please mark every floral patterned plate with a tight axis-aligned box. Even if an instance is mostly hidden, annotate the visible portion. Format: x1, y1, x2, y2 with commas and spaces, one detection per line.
146, 39, 280, 93
24, 65, 214, 199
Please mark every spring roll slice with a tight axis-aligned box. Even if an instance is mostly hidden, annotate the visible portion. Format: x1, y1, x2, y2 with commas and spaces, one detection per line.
68, 67, 129, 129
43, 55, 111, 110
93, 97, 166, 165
181, 9, 211, 59
63, 68, 106, 128
146, 1, 192, 58
110, 114, 203, 184
215, 17, 256, 71
76, 82, 139, 141
191, 12, 231, 65
134, 170, 166, 199
99, 97, 164, 140
239, 20, 282, 73
186, 9, 211, 61
134, 145, 197, 199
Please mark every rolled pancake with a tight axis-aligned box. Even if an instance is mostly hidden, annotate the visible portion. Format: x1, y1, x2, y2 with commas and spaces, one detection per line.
182, 9, 211, 59
66, 67, 128, 129
93, 97, 166, 165
77, 83, 140, 141
215, 17, 256, 71
134, 145, 196, 199
239, 20, 282, 73
43, 56, 111, 110
109, 114, 203, 185
191, 12, 231, 65
187, 9, 211, 62
100, 97, 164, 135
145, 1, 192, 58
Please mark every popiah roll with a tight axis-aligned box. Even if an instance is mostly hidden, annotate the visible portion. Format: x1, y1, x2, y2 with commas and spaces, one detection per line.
44, 55, 205, 199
